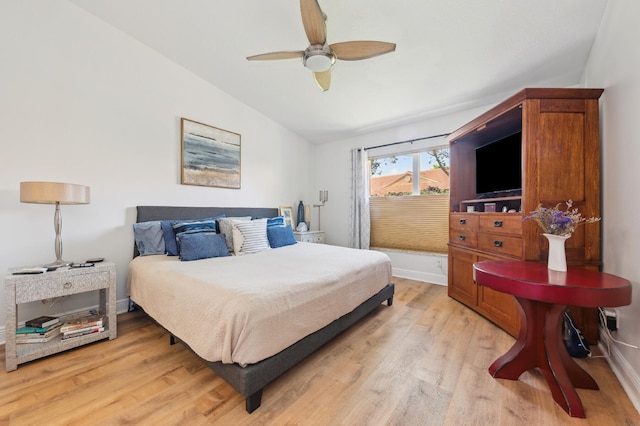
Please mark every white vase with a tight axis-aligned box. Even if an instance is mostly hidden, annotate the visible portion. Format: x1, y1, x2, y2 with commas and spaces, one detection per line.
543, 233, 570, 272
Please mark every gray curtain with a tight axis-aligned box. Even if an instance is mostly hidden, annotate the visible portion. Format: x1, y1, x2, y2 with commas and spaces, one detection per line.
349, 148, 370, 249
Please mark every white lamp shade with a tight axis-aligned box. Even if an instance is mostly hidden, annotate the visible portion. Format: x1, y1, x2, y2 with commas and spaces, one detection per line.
20, 182, 90, 205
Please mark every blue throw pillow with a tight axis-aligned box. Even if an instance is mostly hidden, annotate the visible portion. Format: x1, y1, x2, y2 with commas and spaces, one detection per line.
267, 216, 285, 228
161, 215, 225, 256
177, 232, 230, 261
133, 221, 165, 255
267, 225, 297, 248
171, 219, 218, 235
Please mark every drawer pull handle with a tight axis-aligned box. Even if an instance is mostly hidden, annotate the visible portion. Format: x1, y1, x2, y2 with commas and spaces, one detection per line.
459, 235, 466, 241
494, 220, 503, 227
494, 240, 503, 247
63, 282, 72, 289
459, 219, 466, 225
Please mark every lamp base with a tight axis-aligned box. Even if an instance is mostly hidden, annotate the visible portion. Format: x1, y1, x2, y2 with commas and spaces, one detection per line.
44, 259, 72, 268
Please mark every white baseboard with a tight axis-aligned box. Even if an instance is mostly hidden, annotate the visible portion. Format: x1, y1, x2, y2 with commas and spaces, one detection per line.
391, 267, 447, 286
598, 330, 640, 414
0, 297, 132, 346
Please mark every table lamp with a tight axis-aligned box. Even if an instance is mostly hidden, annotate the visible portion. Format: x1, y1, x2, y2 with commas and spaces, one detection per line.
20, 181, 90, 267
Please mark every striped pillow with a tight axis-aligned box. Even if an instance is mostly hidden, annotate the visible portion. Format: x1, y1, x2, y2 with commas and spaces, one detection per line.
232, 219, 270, 255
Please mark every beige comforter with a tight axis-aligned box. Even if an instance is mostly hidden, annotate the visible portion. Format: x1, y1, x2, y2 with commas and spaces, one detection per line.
127, 242, 392, 366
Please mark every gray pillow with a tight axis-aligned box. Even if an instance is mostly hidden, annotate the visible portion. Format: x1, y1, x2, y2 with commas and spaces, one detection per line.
218, 216, 251, 252
133, 221, 165, 256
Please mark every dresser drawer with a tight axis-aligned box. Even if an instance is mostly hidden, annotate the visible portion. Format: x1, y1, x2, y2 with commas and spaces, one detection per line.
479, 214, 522, 235
449, 230, 478, 249
478, 234, 522, 257
15, 271, 110, 303
450, 214, 479, 231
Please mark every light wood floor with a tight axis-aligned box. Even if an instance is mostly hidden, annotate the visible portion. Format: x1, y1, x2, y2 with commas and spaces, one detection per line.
1, 277, 638, 425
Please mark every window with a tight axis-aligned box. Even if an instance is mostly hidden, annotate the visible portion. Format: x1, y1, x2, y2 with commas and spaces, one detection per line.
369, 147, 449, 253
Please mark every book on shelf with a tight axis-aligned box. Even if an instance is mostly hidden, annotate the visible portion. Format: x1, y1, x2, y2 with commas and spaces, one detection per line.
16, 324, 62, 343
16, 323, 62, 337
63, 324, 103, 336
60, 313, 106, 333
16, 334, 58, 344
17, 325, 50, 334
25, 315, 59, 328
61, 326, 104, 340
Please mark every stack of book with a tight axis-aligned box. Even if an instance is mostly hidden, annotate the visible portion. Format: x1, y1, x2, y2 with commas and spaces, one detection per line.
16, 316, 61, 344
60, 313, 105, 340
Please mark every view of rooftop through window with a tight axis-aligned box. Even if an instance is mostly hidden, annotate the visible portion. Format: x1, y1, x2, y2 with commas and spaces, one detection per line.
370, 148, 450, 196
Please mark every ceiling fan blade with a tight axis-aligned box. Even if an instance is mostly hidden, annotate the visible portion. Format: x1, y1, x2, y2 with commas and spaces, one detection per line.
300, 0, 326, 45
247, 51, 304, 61
330, 41, 396, 61
314, 70, 331, 91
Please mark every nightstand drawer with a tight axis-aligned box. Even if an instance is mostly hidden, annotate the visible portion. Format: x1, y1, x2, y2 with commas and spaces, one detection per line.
293, 231, 325, 244
306, 234, 325, 243
15, 271, 110, 303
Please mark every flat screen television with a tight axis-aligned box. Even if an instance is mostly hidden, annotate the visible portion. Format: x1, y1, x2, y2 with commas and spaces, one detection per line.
475, 131, 522, 197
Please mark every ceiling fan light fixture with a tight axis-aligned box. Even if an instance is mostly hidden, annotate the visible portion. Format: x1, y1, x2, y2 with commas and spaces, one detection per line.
303, 44, 335, 72
305, 54, 333, 72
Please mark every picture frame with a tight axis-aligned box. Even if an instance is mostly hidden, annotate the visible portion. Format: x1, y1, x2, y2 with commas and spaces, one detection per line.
181, 117, 241, 189
279, 206, 294, 229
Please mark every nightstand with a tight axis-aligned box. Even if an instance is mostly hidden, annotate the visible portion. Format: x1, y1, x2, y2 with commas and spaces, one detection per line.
4, 261, 117, 371
293, 230, 325, 244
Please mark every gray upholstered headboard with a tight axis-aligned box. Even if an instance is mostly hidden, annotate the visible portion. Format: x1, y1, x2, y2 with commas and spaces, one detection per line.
134, 205, 279, 257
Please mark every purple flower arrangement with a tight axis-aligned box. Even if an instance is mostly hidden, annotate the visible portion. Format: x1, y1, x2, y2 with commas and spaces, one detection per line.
523, 200, 600, 236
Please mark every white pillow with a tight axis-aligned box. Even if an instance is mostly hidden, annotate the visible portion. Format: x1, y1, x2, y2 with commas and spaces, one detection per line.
232, 218, 270, 255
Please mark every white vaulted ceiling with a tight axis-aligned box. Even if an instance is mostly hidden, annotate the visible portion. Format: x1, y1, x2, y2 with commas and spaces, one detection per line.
70, 0, 608, 143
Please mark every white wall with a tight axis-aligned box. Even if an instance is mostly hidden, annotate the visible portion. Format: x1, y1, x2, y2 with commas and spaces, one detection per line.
314, 105, 491, 285
582, 0, 640, 410
0, 1, 315, 334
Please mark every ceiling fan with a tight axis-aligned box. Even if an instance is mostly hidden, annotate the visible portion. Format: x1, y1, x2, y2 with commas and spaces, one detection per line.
246, 0, 396, 91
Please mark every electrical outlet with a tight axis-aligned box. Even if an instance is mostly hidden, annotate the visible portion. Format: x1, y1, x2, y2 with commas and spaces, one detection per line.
604, 308, 619, 331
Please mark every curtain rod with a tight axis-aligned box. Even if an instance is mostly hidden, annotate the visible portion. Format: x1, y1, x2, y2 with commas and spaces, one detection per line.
359, 132, 450, 152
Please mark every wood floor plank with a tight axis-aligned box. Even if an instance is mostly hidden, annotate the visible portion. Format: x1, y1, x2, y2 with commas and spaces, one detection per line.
1, 277, 638, 425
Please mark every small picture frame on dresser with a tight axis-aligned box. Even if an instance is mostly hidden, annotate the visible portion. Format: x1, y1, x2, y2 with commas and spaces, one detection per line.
484, 203, 497, 212
279, 206, 294, 229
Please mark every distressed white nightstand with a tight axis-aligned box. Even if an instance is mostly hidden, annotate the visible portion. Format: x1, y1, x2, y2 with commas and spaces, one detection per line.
4, 261, 117, 371
293, 230, 325, 244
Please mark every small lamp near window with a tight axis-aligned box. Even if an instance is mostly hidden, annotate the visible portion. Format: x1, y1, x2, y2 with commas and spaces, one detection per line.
313, 190, 328, 231
20, 181, 90, 267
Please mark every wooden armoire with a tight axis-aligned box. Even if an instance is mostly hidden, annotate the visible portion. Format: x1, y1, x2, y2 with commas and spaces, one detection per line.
447, 88, 603, 342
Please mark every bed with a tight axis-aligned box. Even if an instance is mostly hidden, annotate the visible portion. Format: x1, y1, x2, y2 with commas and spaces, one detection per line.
127, 206, 394, 413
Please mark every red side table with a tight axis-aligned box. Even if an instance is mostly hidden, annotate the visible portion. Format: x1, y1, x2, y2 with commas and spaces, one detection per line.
473, 260, 632, 418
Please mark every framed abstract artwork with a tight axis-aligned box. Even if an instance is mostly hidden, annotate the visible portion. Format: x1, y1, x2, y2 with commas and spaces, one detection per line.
181, 118, 241, 189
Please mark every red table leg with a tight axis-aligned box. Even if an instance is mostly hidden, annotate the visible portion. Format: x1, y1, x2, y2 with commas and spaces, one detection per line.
488, 297, 599, 418
489, 296, 539, 379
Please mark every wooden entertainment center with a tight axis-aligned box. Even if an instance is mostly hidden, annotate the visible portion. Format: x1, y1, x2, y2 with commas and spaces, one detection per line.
447, 88, 603, 342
